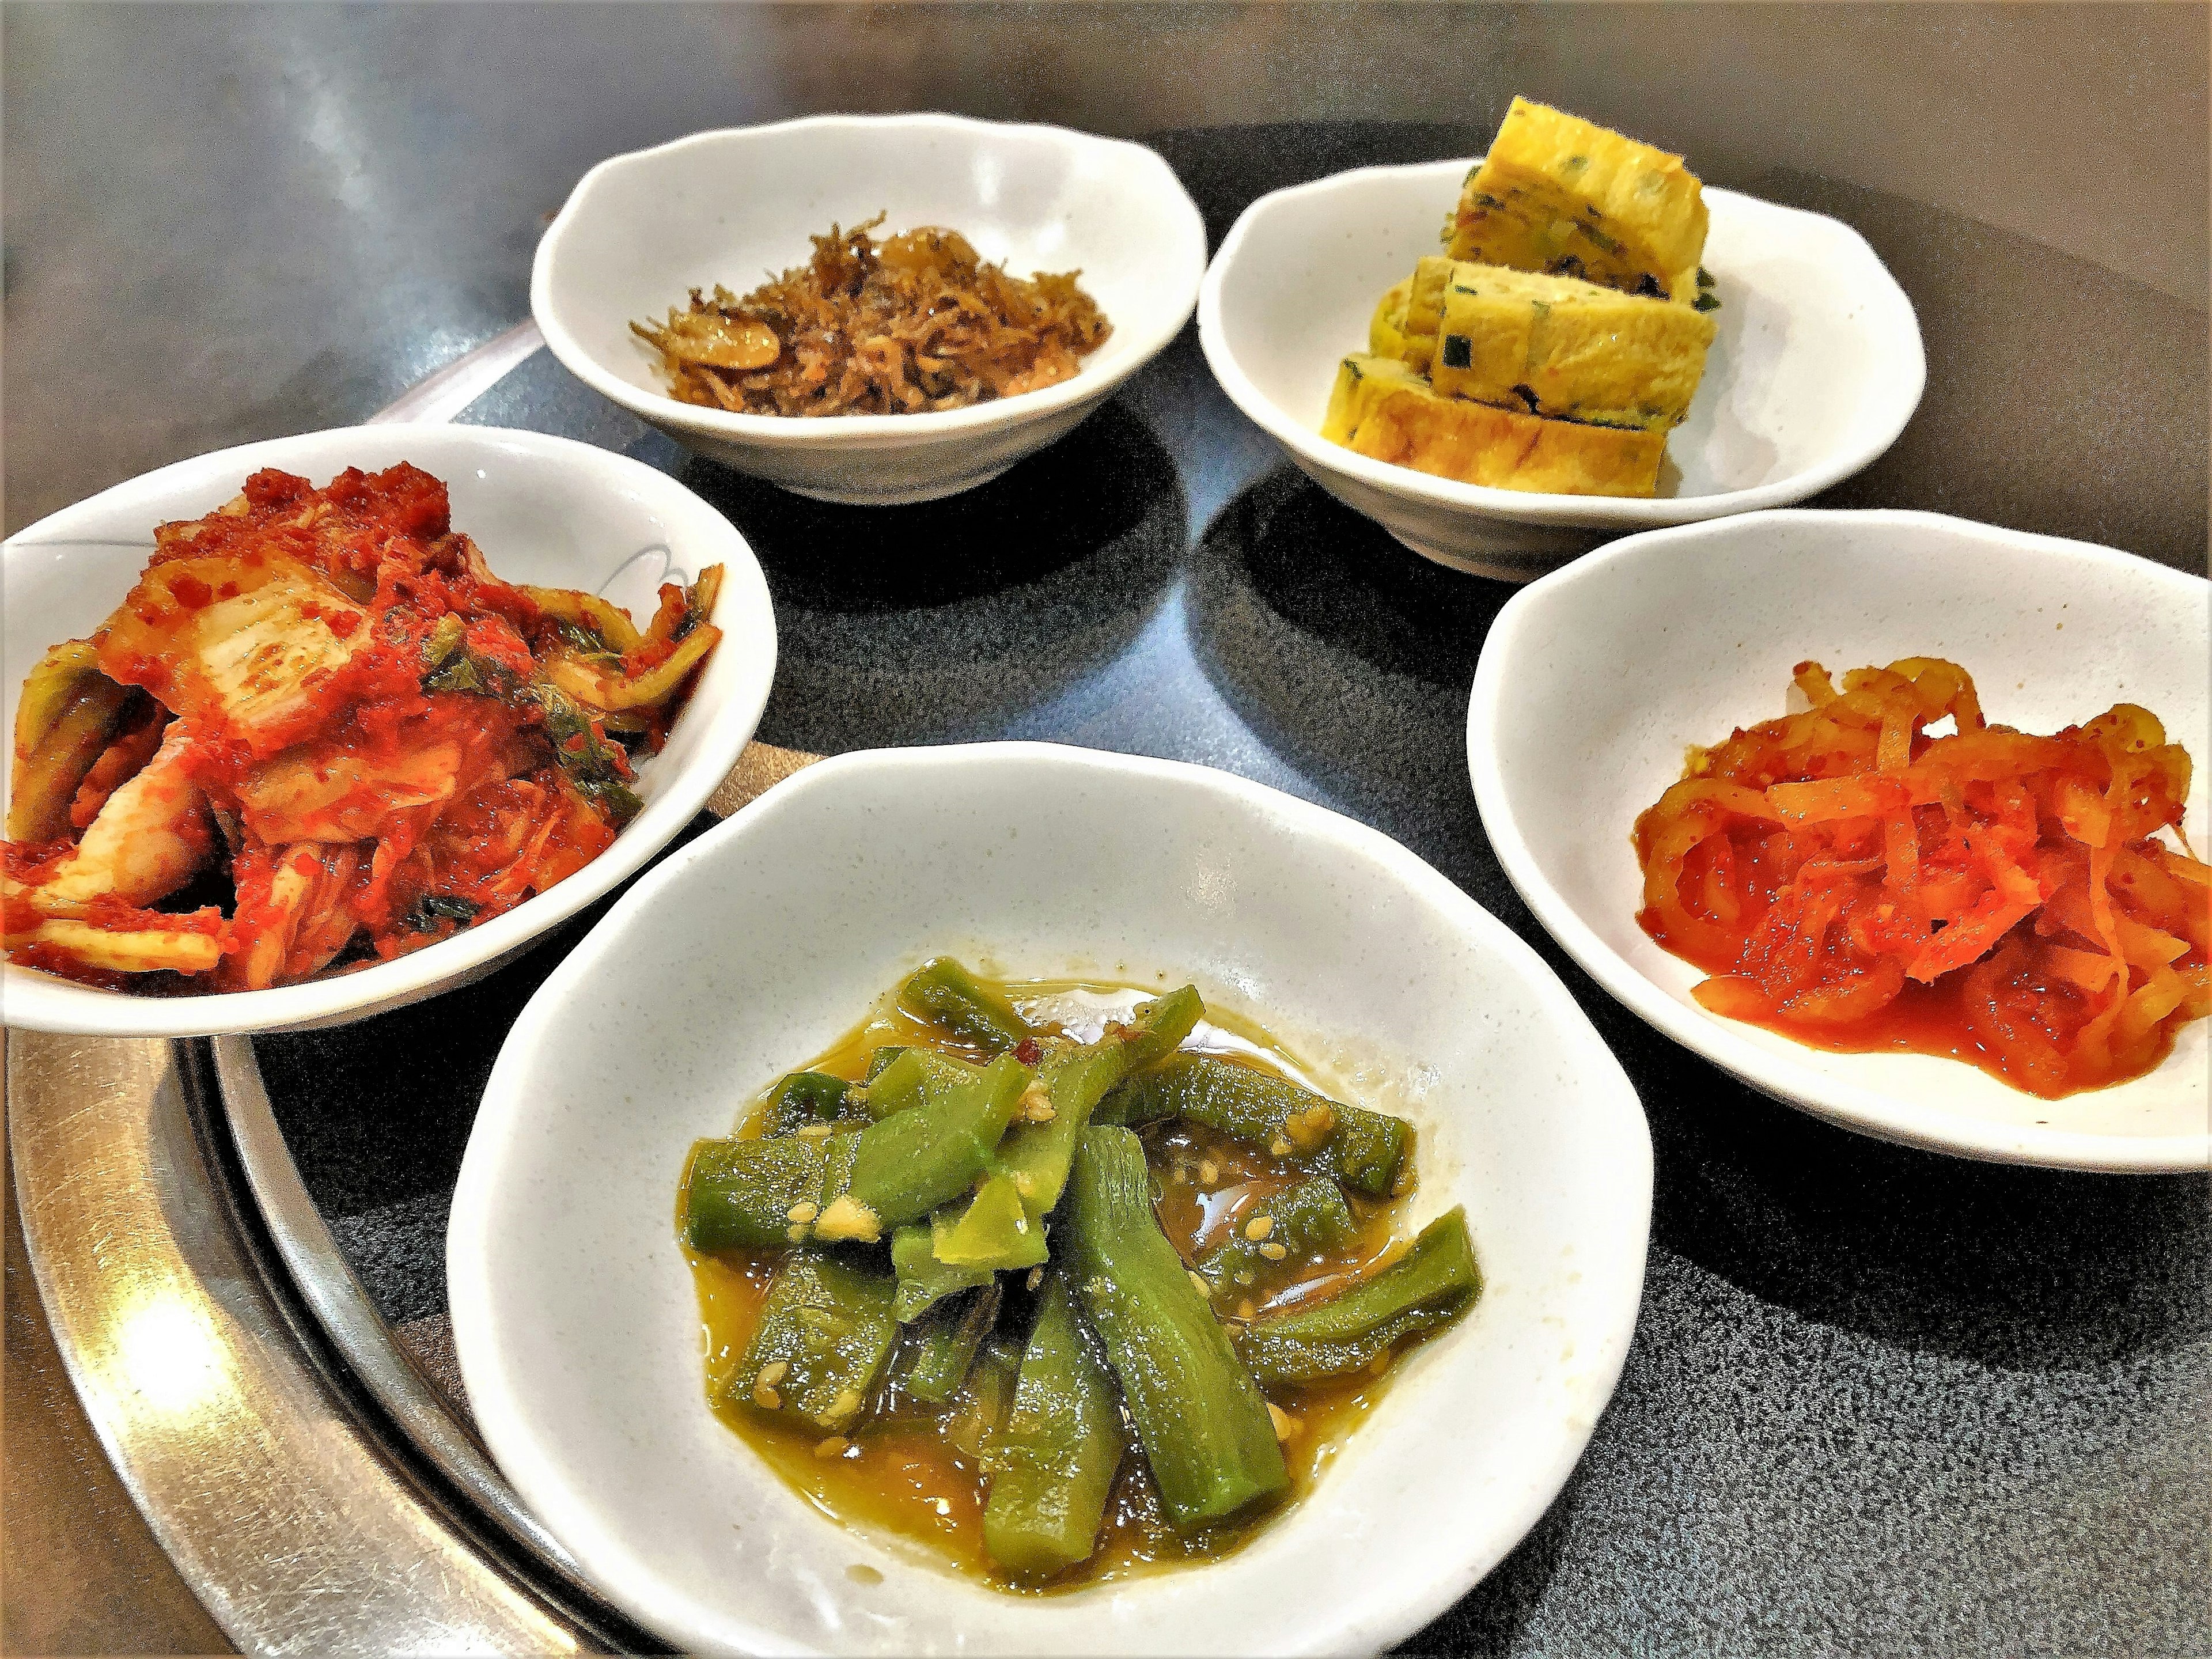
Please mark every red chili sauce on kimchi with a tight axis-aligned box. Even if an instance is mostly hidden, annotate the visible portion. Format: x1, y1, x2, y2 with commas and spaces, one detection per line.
2, 463, 725, 993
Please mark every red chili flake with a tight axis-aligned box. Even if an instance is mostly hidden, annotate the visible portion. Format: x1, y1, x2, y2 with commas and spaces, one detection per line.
169, 574, 213, 608
215, 581, 240, 600
326, 610, 362, 638
1012, 1037, 1043, 1066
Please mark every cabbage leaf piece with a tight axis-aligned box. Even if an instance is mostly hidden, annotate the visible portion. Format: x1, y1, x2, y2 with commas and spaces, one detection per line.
99, 552, 368, 757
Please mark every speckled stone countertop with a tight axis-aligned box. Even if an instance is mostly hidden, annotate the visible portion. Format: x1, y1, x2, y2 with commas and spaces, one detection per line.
8, 5, 2207, 1652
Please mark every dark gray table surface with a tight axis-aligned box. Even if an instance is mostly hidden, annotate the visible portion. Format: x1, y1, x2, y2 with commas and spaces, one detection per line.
6, 6, 2209, 1656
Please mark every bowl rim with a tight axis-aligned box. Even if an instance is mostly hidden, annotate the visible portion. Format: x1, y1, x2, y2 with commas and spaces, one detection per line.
531, 112, 1208, 449
0, 422, 778, 1038
450, 737, 1654, 1656
1196, 156, 1927, 528
1467, 505, 2212, 1172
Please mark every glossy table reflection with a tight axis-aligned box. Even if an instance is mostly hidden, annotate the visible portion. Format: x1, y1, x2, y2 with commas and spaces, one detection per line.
6, 4, 2209, 1654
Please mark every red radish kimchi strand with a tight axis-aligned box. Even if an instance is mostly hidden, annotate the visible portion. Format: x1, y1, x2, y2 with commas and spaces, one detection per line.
1633, 657, 2210, 1098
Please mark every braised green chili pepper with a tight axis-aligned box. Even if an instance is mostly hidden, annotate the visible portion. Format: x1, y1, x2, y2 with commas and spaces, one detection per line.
945, 1339, 1021, 1466
1111, 984, 1204, 1071
982, 1274, 1125, 1577
992, 1045, 1126, 1219
757, 1070, 851, 1137
828, 1051, 1031, 1241
1098, 1053, 1410, 1198
1194, 1176, 1357, 1298
860, 1047, 978, 1121
993, 986, 1206, 1218
903, 1282, 1004, 1405
730, 1251, 899, 1432
1060, 1127, 1286, 1530
932, 1174, 1049, 1270
683, 1135, 838, 1252
690, 1052, 1027, 1248
897, 957, 1036, 1053
1236, 1207, 1480, 1386
891, 1222, 993, 1324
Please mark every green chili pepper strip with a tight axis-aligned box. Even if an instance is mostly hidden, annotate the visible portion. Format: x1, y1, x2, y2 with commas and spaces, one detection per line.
897, 958, 1035, 1053
861, 1047, 978, 1120
757, 1071, 851, 1137
729, 1251, 898, 1432
993, 1045, 1126, 1219
892, 1223, 993, 1324
994, 985, 1205, 1219
1112, 984, 1204, 1071
931, 1174, 1049, 1270
690, 1052, 1024, 1249
1097, 1053, 1411, 1198
903, 1282, 1004, 1405
982, 1273, 1126, 1578
1061, 1127, 1286, 1531
683, 1137, 827, 1251
1194, 1176, 1357, 1297
1236, 1207, 1482, 1387
831, 1051, 1030, 1241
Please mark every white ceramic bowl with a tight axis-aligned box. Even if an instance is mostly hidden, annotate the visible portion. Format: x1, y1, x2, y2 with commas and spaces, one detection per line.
449, 743, 1650, 1656
1199, 159, 1925, 581
1, 425, 776, 1037
533, 115, 1206, 506
1468, 509, 2211, 1171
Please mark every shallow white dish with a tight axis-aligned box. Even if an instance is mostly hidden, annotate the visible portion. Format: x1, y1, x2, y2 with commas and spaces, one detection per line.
533, 115, 1206, 506
449, 742, 1650, 1656
1468, 509, 2211, 1171
1199, 158, 1925, 581
1, 425, 776, 1037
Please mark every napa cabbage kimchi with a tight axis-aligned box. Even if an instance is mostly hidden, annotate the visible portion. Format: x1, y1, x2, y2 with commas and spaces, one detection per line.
3, 463, 723, 993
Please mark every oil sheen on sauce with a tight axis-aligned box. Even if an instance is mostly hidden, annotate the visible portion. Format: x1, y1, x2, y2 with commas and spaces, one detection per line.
683, 974, 1428, 1594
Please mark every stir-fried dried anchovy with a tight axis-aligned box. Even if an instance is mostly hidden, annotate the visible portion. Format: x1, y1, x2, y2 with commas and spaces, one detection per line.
632, 215, 1111, 417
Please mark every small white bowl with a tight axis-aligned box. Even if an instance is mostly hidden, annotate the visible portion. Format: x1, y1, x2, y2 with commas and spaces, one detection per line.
1199, 159, 1926, 581
449, 743, 1650, 1656
1468, 509, 2211, 1171
533, 115, 1206, 506
1, 425, 777, 1037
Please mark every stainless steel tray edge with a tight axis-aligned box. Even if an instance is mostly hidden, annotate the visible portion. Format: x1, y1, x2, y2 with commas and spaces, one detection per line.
207, 1036, 624, 1626
7, 1031, 583, 1657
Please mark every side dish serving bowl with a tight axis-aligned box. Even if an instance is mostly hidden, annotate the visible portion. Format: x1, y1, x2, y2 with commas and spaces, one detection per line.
1199, 159, 1925, 581
1, 424, 776, 1038
1468, 509, 2211, 1171
533, 115, 1207, 505
449, 742, 1650, 1656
